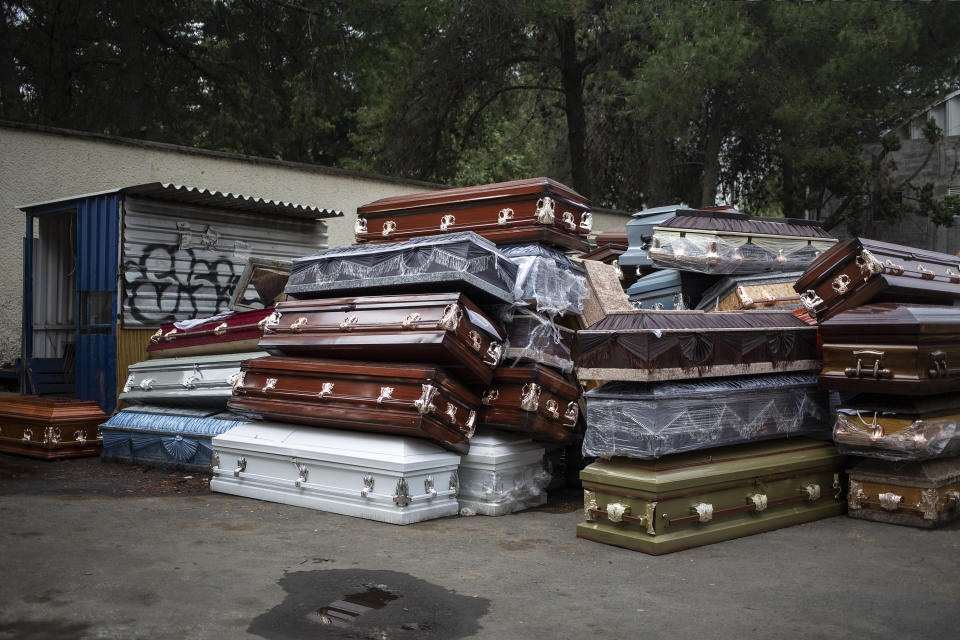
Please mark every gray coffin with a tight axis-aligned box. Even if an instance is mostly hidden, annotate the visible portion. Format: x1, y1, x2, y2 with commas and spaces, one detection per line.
120, 351, 266, 408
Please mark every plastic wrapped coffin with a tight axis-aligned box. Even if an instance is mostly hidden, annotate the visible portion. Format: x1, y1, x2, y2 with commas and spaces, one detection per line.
210, 422, 460, 525
626, 269, 720, 311
458, 429, 549, 516
695, 272, 804, 312
648, 211, 836, 275
227, 357, 478, 454
0, 396, 106, 460
847, 457, 960, 528
576, 311, 818, 383
499, 243, 586, 317
147, 309, 274, 358
476, 364, 580, 445
794, 237, 960, 322
355, 177, 591, 251
502, 308, 575, 373
819, 304, 960, 396
619, 205, 685, 272
285, 232, 518, 305
101, 406, 249, 471
121, 352, 267, 408
257, 292, 504, 385
577, 439, 846, 555
834, 394, 960, 461
583, 374, 830, 460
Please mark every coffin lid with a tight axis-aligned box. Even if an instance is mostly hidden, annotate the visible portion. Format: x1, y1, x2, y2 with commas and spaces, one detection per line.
795, 237, 960, 291
580, 439, 840, 492
292, 230, 505, 264
357, 177, 588, 215
582, 310, 812, 332
585, 373, 818, 401
626, 269, 719, 296
492, 363, 579, 397
104, 408, 247, 436
499, 242, 585, 273
212, 421, 459, 468
820, 303, 960, 335
129, 352, 266, 372
838, 392, 960, 418
849, 456, 960, 486
0, 395, 106, 420
460, 428, 545, 466
654, 210, 834, 240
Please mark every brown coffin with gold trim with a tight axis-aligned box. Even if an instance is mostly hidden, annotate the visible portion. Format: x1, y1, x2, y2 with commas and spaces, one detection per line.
257, 293, 503, 385
355, 178, 591, 251
576, 310, 818, 383
227, 357, 478, 453
794, 237, 960, 322
0, 396, 106, 459
847, 457, 960, 528
475, 364, 579, 444
819, 304, 960, 395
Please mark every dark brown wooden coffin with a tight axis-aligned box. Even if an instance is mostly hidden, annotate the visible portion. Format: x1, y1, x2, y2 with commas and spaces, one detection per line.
257, 293, 504, 385
576, 310, 818, 383
819, 304, 960, 395
147, 308, 275, 358
355, 177, 592, 251
594, 227, 627, 247
794, 237, 960, 322
847, 457, 960, 528
227, 357, 479, 453
475, 364, 580, 444
0, 396, 106, 459
503, 308, 576, 372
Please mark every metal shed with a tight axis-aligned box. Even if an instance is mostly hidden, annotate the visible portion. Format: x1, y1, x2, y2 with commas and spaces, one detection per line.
19, 183, 342, 413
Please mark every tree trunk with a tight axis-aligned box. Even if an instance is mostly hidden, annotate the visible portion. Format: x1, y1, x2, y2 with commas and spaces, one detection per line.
700, 106, 723, 207
556, 17, 591, 198
118, 0, 146, 138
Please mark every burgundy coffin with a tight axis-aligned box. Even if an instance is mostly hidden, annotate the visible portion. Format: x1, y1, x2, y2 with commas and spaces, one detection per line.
794, 237, 960, 322
355, 177, 592, 251
147, 308, 275, 358
257, 293, 503, 384
227, 357, 479, 453
475, 364, 580, 444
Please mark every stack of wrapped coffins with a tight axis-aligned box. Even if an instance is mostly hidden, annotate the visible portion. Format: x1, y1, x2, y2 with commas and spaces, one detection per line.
574, 308, 844, 554
212, 178, 591, 521
103, 309, 278, 470
625, 206, 837, 312
794, 238, 960, 528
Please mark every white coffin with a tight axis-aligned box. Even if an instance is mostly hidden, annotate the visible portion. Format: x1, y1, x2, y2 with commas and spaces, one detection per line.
209, 421, 460, 525
457, 429, 549, 516
120, 352, 266, 408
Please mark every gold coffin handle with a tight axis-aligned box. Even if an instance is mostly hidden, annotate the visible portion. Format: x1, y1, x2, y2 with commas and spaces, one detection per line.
844, 349, 892, 379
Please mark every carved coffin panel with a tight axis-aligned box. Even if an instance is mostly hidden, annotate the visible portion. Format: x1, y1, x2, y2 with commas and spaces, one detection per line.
577, 310, 818, 383
819, 304, 960, 395
577, 439, 846, 554
0, 396, 106, 459
355, 177, 591, 250
257, 292, 504, 385
794, 237, 960, 322
475, 364, 579, 444
227, 357, 479, 454
210, 422, 460, 525
285, 232, 518, 305
847, 457, 960, 529
146, 308, 274, 358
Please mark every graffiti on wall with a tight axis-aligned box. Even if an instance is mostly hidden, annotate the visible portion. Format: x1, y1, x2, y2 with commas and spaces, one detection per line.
123, 223, 259, 325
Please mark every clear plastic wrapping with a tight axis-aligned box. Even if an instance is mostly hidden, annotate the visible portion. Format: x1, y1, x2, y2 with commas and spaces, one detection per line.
582, 373, 830, 459
101, 407, 248, 469
499, 243, 586, 316
457, 464, 551, 515
649, 230, 836, 275
834, 408, 960, 462
502, 308, 575, 372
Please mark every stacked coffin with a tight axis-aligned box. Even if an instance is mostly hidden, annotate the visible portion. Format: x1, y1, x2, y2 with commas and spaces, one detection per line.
625, 206, 836, 312
794, 238, 960, 528
212, 177, 593, 522
574, 303, 845, 553
104, 308, 280, 469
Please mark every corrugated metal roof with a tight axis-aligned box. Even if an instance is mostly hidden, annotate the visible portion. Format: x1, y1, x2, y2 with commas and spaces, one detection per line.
19, 182, 343, 220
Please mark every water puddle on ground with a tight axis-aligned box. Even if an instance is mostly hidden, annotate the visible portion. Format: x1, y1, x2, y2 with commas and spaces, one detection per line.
248, 569, 489, 639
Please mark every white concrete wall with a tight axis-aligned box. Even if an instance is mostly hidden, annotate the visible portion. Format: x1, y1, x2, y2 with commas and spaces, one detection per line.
0, 123, 440, 364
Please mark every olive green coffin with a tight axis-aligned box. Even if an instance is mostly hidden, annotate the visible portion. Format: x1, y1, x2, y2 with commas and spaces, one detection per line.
576, 439, 846, 555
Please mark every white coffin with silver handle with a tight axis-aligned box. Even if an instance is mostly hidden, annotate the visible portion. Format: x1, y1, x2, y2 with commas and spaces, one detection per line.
457, 428, 549, 516
120, 351, 267, 408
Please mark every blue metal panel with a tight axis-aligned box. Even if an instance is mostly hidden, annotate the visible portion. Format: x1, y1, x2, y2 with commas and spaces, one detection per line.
75, 195, 120, 413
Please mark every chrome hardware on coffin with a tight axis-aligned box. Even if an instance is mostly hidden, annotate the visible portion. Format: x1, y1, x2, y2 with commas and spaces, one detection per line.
318, 382, 334, 399
289, 317, 308, 332
844, 350, 892, 379
748, 493, 768, 512
579, 212, 593, 233
832, 274, 852, 294
481, 389, 499, 405
231, 371, 246, 394
263, 378, 278, 392
856, 249, 884, 281
449, 471, 459, 496
605, 502, 629, 523
692, 503, 713, 523
424, 476, 437, 499
74, 430, 87, 445
382, 220, 397, 237
520, 383, 541, 412
946, 268, 960, 283
149, 328, 163, 344
917, 263, 935, 280
414, 384, 439, 415
439, 214, 456, 231
361, 474, 375, 498
583, 490, 598, 522
803, 484, 821, 501
535, 197, 555, 224
929, 351, 950, 378
545, 399, 559, 419
468, 330, 482, 352
800, 290, 824, 311
498, 208, 514, 225
563, 401, 579, 427
258, 310, 281, 333
885, 260, 904, 275
464, 410, 477, 437
402, 312, 421, 329
339, 315, 359, 331
394, 478, 411, 507
879, 492, 902, 511
214, 322, 228, 336
22, 428, 32, 442
437, 304, 462, 331
377, 386, 393, 405
561, 211, 576, 231
294, 462, 308, 488
163, 329, 178, 342
234, 457, 247, 477
139, 378, 155, 391
355, 217, 368, 235
445, 403, 458, 425
483, 342, 502, 366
